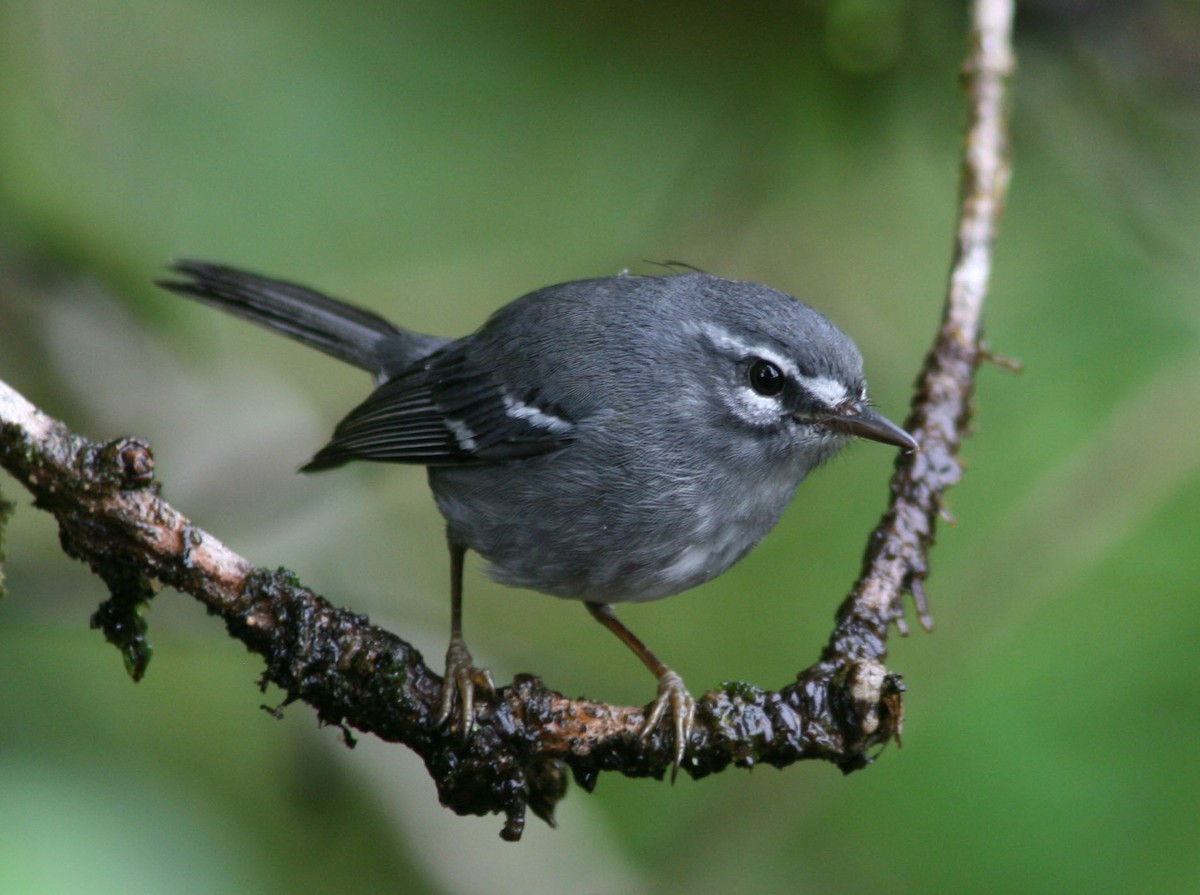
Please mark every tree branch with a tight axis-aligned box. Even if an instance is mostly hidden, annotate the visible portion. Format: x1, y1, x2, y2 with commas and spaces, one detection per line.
827, 0, 1015, 660
0, 0, 1014, 841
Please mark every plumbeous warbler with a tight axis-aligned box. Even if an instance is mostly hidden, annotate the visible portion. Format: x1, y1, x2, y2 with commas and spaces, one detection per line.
158, 261, 917, 771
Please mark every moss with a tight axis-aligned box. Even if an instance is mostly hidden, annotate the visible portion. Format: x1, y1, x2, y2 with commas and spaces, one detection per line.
0, 489, 14, 599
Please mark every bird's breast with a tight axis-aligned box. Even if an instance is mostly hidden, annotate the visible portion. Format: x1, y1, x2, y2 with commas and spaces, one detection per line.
428, 441, 808, 604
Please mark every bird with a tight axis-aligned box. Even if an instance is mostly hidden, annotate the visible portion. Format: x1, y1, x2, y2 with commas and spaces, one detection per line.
157, 260, 917, 773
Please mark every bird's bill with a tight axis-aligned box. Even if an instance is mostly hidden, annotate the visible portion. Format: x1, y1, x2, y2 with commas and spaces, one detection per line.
831, 406, 919, 451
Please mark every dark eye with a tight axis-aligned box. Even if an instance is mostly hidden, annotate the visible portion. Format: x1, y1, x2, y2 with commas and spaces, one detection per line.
747, 359, 784, 397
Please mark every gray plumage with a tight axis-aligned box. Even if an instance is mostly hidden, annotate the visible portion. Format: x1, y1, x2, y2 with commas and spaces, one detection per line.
159, 260, 448, 374
420, 274, 868, 602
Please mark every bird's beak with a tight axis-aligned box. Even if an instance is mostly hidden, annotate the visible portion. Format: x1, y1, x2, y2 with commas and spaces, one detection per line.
831, 405, 919, 452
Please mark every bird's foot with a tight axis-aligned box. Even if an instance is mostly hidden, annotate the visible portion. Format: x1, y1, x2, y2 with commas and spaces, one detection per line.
437, 636, 495, 741
641, 669, 696, 781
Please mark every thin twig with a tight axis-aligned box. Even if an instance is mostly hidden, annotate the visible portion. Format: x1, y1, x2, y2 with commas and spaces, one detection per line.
826, 0, 1015, 661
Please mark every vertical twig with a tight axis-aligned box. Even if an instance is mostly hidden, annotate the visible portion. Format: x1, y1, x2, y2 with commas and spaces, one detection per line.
828, 0, 1015, 660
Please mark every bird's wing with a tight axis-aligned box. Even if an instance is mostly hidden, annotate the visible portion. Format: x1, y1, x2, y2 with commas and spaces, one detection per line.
301, 342, 576, 470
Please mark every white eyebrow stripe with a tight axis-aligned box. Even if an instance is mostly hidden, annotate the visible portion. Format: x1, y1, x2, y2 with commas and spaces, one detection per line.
695, 321, 855, 410
694, 322, 801, 380
797, 375, 850, 408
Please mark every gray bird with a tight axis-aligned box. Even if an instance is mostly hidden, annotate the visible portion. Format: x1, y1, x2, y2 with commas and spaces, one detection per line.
158, 262, 917, 772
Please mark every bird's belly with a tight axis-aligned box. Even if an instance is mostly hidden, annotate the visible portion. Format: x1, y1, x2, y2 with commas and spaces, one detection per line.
428, 455, 802, 604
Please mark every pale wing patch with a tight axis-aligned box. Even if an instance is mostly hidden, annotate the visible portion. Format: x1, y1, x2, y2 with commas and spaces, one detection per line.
501, 393, 575, 434
445, 418, 478, 451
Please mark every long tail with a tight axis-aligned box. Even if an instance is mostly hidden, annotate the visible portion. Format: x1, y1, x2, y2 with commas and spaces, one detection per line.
156, 260, 446, 375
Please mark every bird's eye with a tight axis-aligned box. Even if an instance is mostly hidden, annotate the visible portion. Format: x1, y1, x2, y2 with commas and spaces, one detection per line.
747, 359, 784, 397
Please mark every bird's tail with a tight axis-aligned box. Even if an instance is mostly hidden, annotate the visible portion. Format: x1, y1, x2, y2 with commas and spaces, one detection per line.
157, 260, 446, 375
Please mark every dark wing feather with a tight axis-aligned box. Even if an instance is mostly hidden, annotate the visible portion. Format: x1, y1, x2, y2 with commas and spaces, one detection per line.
301, 342, 575, 470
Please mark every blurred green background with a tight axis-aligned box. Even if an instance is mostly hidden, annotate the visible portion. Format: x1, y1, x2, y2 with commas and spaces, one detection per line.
2, 1, 1198, 892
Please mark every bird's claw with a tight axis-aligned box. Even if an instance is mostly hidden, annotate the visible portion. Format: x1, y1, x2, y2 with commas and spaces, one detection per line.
640, 669, 696, 781
437, 637, 495, 741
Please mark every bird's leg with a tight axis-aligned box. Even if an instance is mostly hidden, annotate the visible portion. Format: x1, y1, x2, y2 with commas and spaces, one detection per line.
585, 601, 695, 779
437, 532, 494, 740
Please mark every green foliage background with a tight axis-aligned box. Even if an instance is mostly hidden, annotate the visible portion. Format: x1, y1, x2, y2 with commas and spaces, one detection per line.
2, 2, 1198, 892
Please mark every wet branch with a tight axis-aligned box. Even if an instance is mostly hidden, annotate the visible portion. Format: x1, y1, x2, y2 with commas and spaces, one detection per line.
0, 0, 1014, 841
